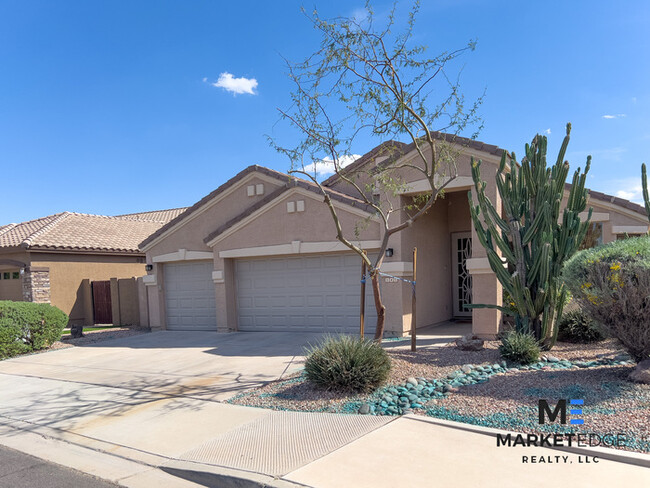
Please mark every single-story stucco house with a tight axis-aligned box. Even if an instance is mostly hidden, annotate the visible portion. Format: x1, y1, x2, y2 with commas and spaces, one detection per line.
0, 208, 186, 325
138, 135, 649, 338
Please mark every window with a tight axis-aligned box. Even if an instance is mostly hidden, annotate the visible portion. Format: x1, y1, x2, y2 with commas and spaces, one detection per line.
580, 223, 603, 250
2, 272, 9, 280
12, 271, 19, 279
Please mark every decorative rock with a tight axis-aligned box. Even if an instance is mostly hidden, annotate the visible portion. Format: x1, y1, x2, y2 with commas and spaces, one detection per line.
546, 356, 560, 363
492, 363, 502, 370
359, 403, 371, 414
629, 359, 650, 384
455, 334, 485, 351
461, 365, 473, 374
407, 377, 418, 386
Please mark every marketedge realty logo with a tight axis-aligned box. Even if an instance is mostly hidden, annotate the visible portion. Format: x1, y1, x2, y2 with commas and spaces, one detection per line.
495, 399, 627, 464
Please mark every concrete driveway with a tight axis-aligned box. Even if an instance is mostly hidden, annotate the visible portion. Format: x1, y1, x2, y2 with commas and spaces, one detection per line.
1, 329, 648, 488
0, 330, 321, 402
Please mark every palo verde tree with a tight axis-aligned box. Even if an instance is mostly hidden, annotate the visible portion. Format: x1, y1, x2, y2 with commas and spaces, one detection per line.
642, 163, 650, 224
272, 2, 483, 339
469, 124, 592, 349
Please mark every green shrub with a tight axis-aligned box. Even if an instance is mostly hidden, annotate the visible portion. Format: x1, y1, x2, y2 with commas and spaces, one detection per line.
0, 301, 68, 359
563, 236, 650, 362
499, 330, 540, 364
557, 309, 606, 343
304, 335, 391, 393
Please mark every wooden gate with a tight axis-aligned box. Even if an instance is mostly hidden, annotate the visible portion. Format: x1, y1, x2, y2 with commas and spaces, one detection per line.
92, 280, 112, 324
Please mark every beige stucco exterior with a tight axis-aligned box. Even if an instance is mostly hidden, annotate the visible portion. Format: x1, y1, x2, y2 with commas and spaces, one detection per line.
0, 249, 146, 324
141, 146, 649, 338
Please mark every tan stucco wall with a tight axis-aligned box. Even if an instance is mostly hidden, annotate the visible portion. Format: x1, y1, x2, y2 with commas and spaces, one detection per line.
145, 174, 284, 258
0, 250, 30, 302
31, 252, 146, 322
142, 149, 649, 339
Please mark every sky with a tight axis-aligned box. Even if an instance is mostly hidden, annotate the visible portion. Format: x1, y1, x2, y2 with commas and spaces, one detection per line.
1, 0, 649, 224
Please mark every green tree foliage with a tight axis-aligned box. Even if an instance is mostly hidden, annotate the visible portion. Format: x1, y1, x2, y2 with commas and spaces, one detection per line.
272, 2, 483, 339
468, 124, 591, 349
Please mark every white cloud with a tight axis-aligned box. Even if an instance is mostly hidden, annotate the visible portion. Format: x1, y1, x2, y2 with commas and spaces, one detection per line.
602, 114, 626, 119
544, 128, 551, 135
210, 72, 258, 95
303, 154, 361, 177
596, 177, 644, 205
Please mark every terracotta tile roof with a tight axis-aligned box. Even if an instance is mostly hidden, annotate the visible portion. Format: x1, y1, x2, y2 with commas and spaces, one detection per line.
114, 207, 188, 222
564, 183, 648, 218
0, 211, 171, 254
321, 135, 506, 187
140, 165, 373, 250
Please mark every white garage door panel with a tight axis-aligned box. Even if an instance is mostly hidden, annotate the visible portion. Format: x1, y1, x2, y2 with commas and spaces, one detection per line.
236, 254, 377, 334
164, 261, 217, 330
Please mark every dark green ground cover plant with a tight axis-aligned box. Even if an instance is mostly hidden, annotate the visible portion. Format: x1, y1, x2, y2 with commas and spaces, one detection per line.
557, 309, 606, 343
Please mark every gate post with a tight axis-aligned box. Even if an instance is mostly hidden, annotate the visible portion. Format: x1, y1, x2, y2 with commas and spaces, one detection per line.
81, 279, 94, 326
110, 278, 121, 326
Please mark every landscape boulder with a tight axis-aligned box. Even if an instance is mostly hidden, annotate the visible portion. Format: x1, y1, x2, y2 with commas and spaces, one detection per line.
455, 334, 484, 351
629, 359, 650, 384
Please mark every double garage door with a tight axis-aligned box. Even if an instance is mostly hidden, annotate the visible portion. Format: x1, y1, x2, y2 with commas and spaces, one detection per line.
164, 254, 376, 333
236, 254, 376, 334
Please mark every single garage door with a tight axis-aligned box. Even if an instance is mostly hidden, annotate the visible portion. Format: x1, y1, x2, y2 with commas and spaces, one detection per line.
164, 261, 217, 330
235, 254, 377, 334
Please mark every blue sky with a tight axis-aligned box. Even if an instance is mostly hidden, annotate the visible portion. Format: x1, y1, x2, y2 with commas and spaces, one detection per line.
1, 0, 649, 224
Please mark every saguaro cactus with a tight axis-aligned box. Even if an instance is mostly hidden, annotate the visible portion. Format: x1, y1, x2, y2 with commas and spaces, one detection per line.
468, 123, 592, 349
642, 163, 650, 224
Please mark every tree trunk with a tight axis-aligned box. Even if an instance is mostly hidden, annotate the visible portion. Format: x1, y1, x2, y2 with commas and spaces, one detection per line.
371, 272, 387, 341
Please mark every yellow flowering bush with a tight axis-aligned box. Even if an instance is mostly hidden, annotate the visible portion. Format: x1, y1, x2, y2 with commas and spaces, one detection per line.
562, 236, 650, 362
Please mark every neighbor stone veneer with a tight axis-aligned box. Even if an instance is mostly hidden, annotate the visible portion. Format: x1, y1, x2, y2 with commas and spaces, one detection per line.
22, 266, 51, 303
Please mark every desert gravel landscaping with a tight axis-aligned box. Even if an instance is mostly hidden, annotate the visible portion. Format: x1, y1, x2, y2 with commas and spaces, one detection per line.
227, 338, 650, 454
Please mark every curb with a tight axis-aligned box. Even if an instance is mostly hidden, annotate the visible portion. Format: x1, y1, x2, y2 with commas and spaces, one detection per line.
403, 414, 650, 468
0, 419, 310, 488
160, 460, 310, 488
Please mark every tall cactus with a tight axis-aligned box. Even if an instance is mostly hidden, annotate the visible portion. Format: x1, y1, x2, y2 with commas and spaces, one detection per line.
642, 163, 650, 224
468, 123, 592, 349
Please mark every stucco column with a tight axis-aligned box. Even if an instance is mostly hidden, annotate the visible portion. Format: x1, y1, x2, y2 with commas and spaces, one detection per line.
213, 255, 233, 333
468, 168, 503, 339
21, 266, 51, 303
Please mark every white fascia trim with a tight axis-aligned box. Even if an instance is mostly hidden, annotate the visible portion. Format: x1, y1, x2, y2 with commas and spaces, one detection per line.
152, 249, 214, 263
612, 225, 648, 234
381, 261, 414, 276
466, 256, 507, 276
219, 240, 382, 259
141, 172, 282, 252
400, 176, 474, 195
206, 186, 378, 247
142, 274, 157, 286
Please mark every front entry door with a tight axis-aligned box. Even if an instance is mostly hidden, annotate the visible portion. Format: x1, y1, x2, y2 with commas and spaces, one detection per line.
452, 232, 472, 317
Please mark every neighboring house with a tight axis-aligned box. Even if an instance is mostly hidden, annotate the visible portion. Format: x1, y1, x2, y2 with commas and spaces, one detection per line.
0, 208, 186, 325
133, 136, 647, 338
